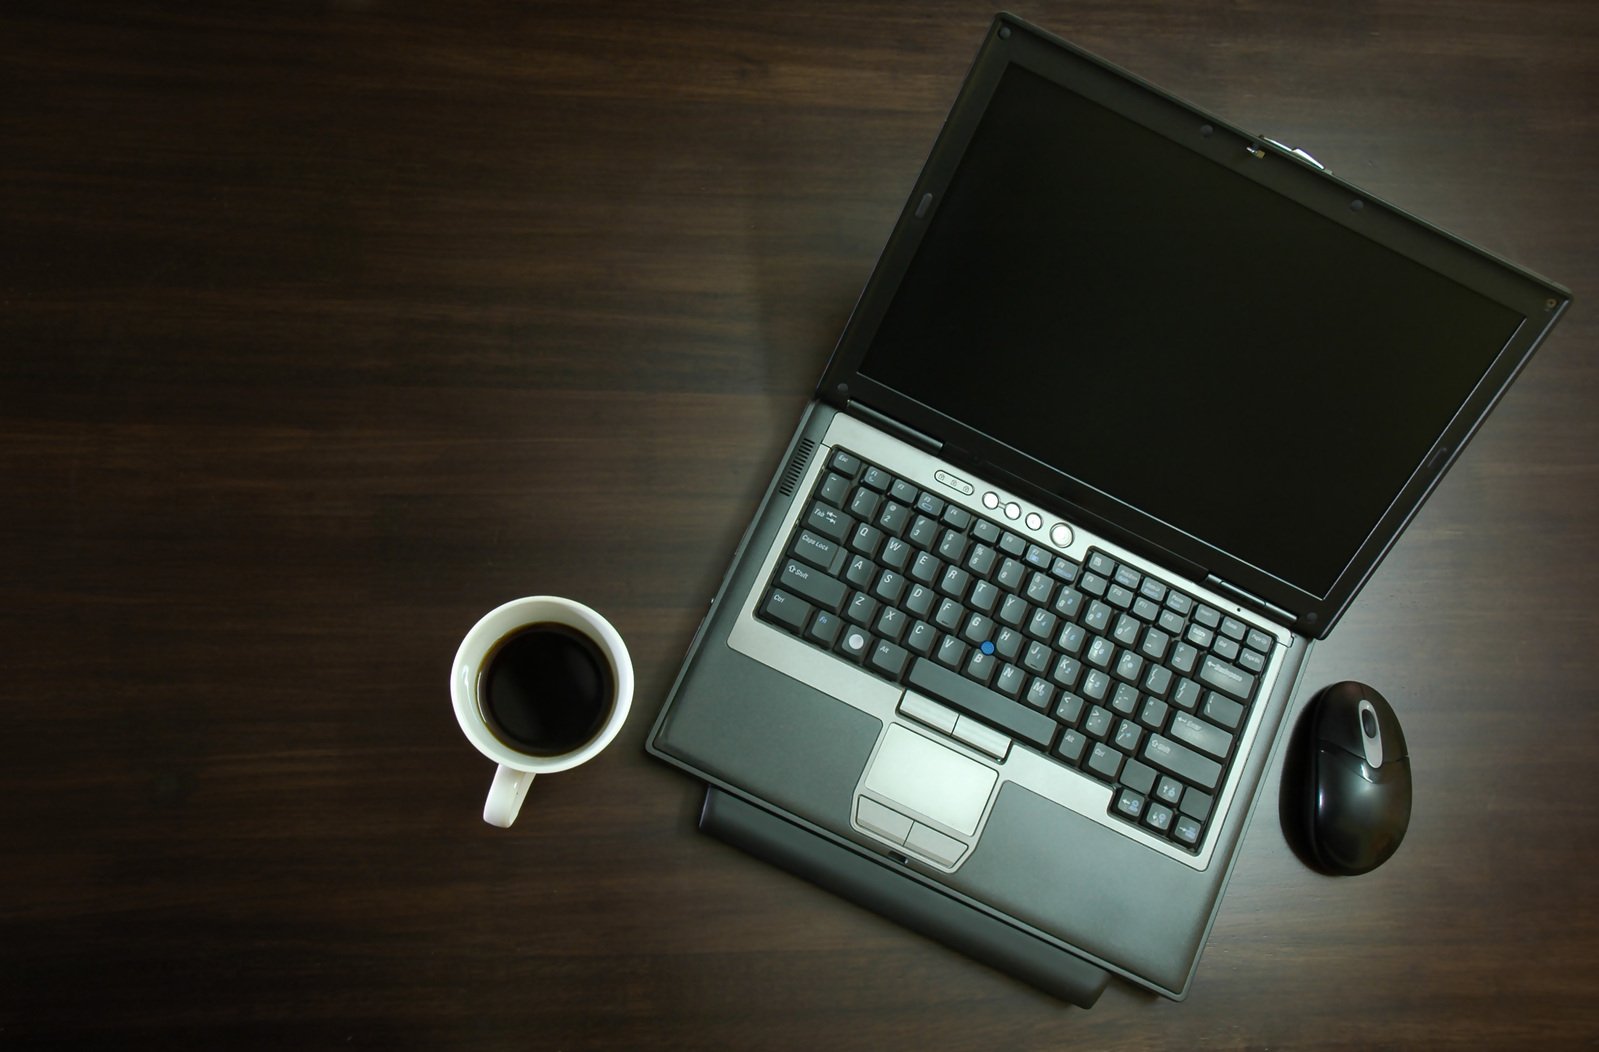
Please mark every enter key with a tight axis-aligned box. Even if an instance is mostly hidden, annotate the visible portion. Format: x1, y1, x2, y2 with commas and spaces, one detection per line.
1168, 711, 1233, 760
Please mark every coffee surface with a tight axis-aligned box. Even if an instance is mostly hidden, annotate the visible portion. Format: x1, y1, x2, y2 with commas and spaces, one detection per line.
481, 623, 613, 756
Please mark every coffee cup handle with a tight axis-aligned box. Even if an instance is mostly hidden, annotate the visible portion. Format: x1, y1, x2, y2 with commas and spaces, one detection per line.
483, 764, 535, 827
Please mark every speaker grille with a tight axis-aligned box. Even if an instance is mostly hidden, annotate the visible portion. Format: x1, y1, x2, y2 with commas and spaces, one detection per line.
777, 439, 817, 498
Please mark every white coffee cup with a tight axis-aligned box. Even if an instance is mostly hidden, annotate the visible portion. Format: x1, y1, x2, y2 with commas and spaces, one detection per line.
450, 596, 633, 827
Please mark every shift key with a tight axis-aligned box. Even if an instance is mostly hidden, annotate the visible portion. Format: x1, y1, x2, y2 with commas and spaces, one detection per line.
1142, 733, 1223, 791
778, 560, 847, 613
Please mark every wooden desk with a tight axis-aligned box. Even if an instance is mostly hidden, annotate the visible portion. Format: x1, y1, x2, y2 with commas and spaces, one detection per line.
4, 2, 1595, 1046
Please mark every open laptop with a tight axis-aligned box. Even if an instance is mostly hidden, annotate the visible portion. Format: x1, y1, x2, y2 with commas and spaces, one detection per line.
647, 14, 1569, 1003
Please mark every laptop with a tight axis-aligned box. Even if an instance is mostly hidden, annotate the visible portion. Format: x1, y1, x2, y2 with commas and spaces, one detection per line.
646, 13, 1569, 1004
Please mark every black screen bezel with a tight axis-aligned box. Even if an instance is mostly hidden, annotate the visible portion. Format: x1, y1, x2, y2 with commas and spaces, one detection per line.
816, 15, 1569, 638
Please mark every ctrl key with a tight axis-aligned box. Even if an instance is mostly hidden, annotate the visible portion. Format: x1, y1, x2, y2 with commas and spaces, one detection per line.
759, 589, 810, 633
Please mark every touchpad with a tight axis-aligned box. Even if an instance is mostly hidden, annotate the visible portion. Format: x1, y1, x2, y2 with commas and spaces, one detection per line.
862, 725, 997, 836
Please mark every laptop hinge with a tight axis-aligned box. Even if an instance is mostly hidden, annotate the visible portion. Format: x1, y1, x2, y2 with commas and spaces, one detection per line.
845, 400, 943, 453
1204, 574, 1295, 626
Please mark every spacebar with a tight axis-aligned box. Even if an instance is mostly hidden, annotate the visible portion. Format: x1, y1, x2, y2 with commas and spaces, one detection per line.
905, 659, 1057, 750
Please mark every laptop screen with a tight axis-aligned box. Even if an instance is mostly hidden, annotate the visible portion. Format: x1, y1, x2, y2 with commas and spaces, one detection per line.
858, 64, 1524, 598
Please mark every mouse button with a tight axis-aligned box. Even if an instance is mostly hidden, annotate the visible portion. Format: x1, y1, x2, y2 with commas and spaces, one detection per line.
1313, 695, 1366, 759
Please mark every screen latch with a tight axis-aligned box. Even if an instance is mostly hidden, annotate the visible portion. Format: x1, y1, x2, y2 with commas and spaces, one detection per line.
1256, 136, 1326, 171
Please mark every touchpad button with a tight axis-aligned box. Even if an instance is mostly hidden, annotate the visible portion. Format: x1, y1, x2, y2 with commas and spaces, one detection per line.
862, 725, 997, 836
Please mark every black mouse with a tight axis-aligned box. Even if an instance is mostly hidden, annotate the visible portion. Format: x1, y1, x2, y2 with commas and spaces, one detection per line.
1281, 681, 1412, 876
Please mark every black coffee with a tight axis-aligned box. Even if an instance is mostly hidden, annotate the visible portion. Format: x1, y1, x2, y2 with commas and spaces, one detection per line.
480, 623, 615, 756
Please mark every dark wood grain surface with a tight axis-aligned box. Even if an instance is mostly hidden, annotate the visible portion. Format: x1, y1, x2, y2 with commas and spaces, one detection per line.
4, 2, 1596, 1047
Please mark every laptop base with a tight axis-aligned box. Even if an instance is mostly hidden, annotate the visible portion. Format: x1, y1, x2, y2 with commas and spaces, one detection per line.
698, 786, 1111, 1008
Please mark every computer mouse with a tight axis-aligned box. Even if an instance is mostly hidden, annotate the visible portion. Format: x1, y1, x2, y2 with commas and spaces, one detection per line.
1294, 681, 1412, 876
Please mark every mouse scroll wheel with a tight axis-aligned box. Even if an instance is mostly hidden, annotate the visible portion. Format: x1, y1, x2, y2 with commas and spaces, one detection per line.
1357, 698, 1385, 768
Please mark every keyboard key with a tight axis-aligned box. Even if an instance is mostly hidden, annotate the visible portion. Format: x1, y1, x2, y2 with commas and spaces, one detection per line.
778, 560, 847, 612
993, 628, 1022, 661
1144, 802, 1175, 834
1202, 691, 1245, 730
1113, 718, 1142, 753
935, 635, 966, 669
1087, 551, 1116, 576
963, 649, 997, 686
1083, 705, 1112, 739
869, 640, 910, 679
1180, 788, 1214, 822
862, 466, 894, 491
995, 557, 1026, 591
873, 606, 908, 644
807, 610, 843, 648
760, 589, 810, 632
1173, 815, 1202, 847
1172, 677, 1202, 711
1142, 734, 1223, 791
909, 551, 941, 585
844, 555, 874, 589
830, 450, 862, 476
877, 501, 911, 536
819, 472, 851, 507
997, 594, 1029, 627
1082, 669, 1111, 702
904, 583, 935, 619
941, 505, 973, 531
1120, 759, 1157, 795
998, 532, 1027, 558
905, 658, 1058, 749
1054, 729, 1088, 764
1219, 616, 1247, 642
1138, 697, 1169, 731
972, 519, 1000, 544
849, 522, 884, 558
969, 579, 1000, 614
1054, 692, 1085, 725
1195, 605, 1222, 629
994, 663, 1026, 698
1110, 682, 1140, 717
914, 490, 944, 516
848, 488, 882, 521
879, 536, 911, 571
904, 620, 937, 656
837, 626, 873, 663
1024, 543, 1053, 569
872, 570, 907, 606
1087, 742, 1124, 782
907, 514, 941, 549
966, 543, 997, 577
805, 502, 853, 542
1246, 628, 1275, 654
845, 591, 879, 626
1024, 675, 1055, 710
959, 613, 995, 645
890, 478, 919, 504
1114, 788, 1145, 820
937, 528, 969, 563
1154, 775, 1185, 806
1170, 711, 1233, 758
938, 565, 972, 600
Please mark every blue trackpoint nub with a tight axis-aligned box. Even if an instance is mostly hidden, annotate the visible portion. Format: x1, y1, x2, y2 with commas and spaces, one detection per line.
980, 640, 996, 655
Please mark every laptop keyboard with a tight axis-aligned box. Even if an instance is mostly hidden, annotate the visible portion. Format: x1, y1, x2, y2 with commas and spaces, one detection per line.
756, 447, 1273, 854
